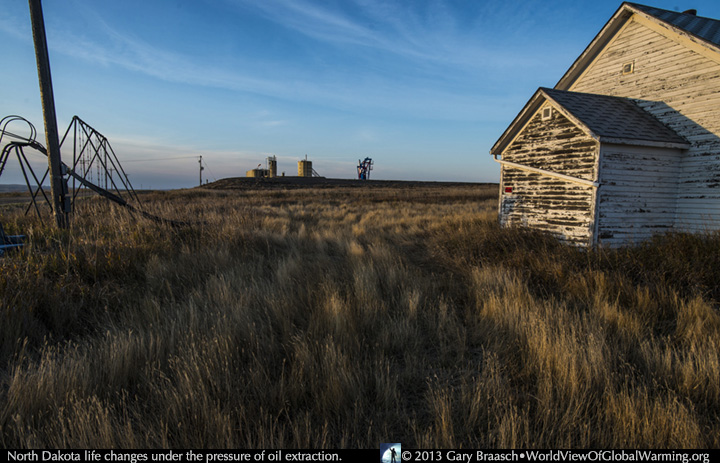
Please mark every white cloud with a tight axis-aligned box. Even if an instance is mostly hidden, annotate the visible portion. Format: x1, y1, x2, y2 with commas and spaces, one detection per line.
227, 0, 551, 72
0, 0, 555, 122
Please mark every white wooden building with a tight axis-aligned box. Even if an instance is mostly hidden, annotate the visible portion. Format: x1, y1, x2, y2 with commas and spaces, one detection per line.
491, 2, 720, 246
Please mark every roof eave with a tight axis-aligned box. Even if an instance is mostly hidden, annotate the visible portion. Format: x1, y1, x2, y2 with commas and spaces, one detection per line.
598, 136, 691, 150
490, 89, 546, 155
556, 2, 720, 90
491, 88, 601, 156
555, 2, 634, 90
629, 7, 720, 60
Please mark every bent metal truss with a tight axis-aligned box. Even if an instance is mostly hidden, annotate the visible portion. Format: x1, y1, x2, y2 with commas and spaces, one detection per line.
0, 115, 178, 226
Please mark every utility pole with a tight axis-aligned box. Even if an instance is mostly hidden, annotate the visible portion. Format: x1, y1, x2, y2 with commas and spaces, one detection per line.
28, 0, 68, 228
198, 155, 204, 187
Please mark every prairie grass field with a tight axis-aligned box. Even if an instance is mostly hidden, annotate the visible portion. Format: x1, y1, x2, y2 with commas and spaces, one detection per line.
0, 183, 719, 448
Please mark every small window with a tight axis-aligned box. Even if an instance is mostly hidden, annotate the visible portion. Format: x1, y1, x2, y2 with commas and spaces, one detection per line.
541, 107, 553, 121
622, 61, 635, 75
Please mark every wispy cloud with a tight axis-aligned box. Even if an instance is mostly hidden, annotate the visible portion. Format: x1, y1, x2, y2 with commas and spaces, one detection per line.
227, 0, 550, 71
228, 0, 456, 65
51, 15, 283, 95
250, 110, 288, 128
0, 8, 29, 41
40, 14, 500, 120
1, 0, 557, 122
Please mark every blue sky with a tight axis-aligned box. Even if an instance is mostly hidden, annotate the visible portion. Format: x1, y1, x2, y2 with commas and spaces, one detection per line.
2, 0, 719, 189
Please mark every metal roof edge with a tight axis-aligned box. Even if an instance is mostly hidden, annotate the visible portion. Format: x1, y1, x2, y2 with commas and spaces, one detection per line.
627, 2, 720, 52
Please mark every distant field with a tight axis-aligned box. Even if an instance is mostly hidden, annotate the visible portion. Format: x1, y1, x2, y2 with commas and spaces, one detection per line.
0, 184, 31, 194
0, 188, 101, 207
0, 181, 718, 448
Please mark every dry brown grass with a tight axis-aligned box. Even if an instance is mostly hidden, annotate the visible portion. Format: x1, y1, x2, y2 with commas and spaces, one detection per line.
0, 184, 718, 448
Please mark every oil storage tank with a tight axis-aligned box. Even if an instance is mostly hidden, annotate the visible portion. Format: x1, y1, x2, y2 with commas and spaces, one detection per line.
298, 156, 312, 177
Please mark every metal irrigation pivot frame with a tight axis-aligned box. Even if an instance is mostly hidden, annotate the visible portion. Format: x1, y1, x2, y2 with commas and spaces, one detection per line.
28, 0, 68, 228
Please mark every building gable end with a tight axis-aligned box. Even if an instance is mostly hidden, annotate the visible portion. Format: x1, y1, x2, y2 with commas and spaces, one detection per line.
491, 90, 597, 155
556, 2, 720, 91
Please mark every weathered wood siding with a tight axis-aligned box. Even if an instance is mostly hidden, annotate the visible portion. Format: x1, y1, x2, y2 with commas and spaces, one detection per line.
596, 144, 683, 246
500, 108, 598, 245
569, 18, 720, 233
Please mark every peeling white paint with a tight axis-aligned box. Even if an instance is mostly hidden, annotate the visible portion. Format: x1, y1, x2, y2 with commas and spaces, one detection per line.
570, 19, 720, 236
496, 10, 720, 246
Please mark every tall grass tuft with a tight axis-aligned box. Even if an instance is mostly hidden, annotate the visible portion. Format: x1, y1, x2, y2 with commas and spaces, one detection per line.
1, 184, 718, 448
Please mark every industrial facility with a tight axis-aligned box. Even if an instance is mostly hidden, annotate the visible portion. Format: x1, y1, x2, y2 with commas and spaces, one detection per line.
244, 155, 378, 180
297, 156, 313, 178
246, 156, 278, 178
246, 155, 321, 178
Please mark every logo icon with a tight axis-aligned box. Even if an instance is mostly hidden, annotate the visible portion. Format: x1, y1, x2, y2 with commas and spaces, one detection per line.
380, 443, 401, 463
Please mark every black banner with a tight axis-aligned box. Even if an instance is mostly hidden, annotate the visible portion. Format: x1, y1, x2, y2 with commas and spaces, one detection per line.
4, 449, 719, 463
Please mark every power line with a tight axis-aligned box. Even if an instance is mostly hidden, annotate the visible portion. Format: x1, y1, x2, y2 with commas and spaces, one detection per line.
122, 155, 200, 163
202, 158, 218, 182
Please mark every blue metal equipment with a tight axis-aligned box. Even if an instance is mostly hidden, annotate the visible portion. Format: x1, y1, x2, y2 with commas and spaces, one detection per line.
357, 157, 373, 180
